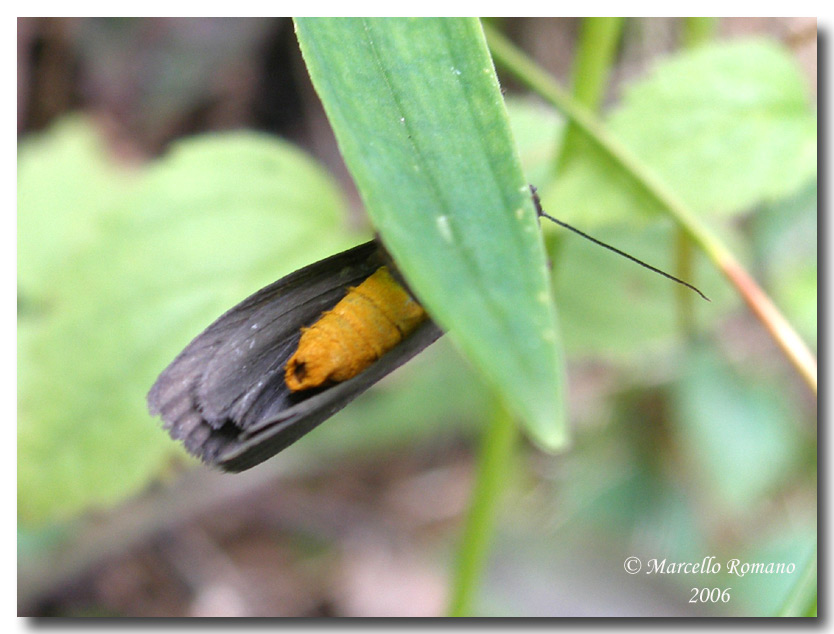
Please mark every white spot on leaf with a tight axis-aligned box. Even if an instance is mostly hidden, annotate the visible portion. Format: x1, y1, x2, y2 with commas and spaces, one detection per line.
436, 215, 453, 242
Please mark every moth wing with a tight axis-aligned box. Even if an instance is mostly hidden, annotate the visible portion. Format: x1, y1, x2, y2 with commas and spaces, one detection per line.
147, 241, 442, 470
148, 242, 381, 453
217, 319, 442, 471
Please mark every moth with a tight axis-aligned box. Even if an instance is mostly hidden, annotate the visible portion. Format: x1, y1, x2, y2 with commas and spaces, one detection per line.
148, 188, 706, 472
147, 241, 442, 472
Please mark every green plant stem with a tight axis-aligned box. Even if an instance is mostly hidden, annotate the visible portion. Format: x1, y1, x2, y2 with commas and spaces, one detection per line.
556, 17, 624, 172
447, 404, 517, 616
674, 17, 716, 337
675, 228, 696, 335
777, 547, 817, 617
682, 17, 718, 48
484, 22, 817, 395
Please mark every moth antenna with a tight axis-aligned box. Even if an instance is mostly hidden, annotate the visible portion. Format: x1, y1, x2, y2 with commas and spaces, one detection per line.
529, 185, 710, 302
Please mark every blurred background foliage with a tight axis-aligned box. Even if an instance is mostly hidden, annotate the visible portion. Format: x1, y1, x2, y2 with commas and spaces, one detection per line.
18, 17, 816, 616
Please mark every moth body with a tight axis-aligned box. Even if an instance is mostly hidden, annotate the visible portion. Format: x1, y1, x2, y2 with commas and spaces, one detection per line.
285, 266, 427, 391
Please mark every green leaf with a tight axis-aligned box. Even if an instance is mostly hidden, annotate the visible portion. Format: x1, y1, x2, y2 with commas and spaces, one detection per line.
17, 115, 134, 300
18, 120, 356, 526
295, 18, 566, 450
543, 39, 817, 226
669, 344, 804, 513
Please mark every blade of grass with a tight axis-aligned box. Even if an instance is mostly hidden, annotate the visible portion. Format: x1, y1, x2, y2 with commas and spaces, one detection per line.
447, 402, 517, 617
484, 23, 817, 395
556, 17, 624, 172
